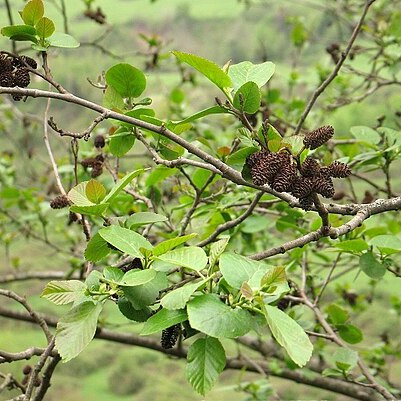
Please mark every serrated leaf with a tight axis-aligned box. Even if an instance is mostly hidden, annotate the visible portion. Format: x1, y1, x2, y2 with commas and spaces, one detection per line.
359, 251, 386, 279
141, 308, 188, 335
209, 237, 230, 267
85, 179, 106, 204
68, 181, 91, 206
126, 212, 168, 228
103, 266, 124, 284
1, 24, 37, 39
48, 32, 80, 48
56, 301, 103, 362
350, 126, 380, 145
105, 63, 146, 98
152, 233, 197, 256
161, 279, 207, 310
21, 0, 44, 26
103, 169, 146, 203
233, 81, 261, 114
261, 266, 287, 289
157, 246, 208, 271
186, 337, 226, 396
41, 280, 86, 305
35, 16, 55, 39
98, 226, 153, 258
263, 305, 313, 367
226, 146, 259, 170
228, 61, 275, 91
172, 51, 231, 90
187, 294, 253, 338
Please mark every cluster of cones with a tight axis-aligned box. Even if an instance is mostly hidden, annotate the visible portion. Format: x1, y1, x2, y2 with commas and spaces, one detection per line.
247, 125, 351, 210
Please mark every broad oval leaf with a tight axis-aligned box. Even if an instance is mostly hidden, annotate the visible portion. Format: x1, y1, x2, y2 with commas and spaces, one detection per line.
120, 268, 156, 286
35, 16, 55, 39
48, 32, 80, 48
172, 51, 231, 90
370, 235, 401, 255
118, 297, 153, 322
41, 280, 86, 305
187, 294, 253, 338
141, 308, 188, 335
157, 246, 208, 271
335, 239, 369, 253
186, 337, 226, 396
228, 61, 275, 91
152, 233, 197, 256
264, 304, 313, 367
68, 181, 92, 206
161, 279, 207, 310
359, 251, 386, 279
233, 81, 261, 114
109, 130, 135, 157
69, 203, 109, 216
99, 225, 153, 258
350, 126, 381, 145
55, 301, 103, 362
21, 0, 44, 26
1, 25, 37, 39
85, 179, 106, 204
338, 324, 363, 344
105, 63, 146, 98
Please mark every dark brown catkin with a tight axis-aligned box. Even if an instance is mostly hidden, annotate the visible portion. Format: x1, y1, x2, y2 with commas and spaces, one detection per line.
50, 195, 70, 209
291, 177, 315, 199
14, 68, 30, 87
0, 57, 13, 73
299, 195, 314, 211
314, 176, 335, 198
272, 163, 297, 192
327, 161, 351, 178
20, 55, 37, 69
161, 324, 180, 349
303, 125, 334, 150
249, 152, 281, 186
0, 71, 15, 87
300, 157, 321, 177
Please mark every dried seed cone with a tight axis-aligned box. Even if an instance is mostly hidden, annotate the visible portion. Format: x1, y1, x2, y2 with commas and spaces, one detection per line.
50, 195, 70, 209
0, 71, 15, 87
249, 152, 282, 186
303, 125, 334, 150
327, 161, 351, 178
20, 55, 37, 69
314, 176, 335, 198
81, 157, 97, 168
272, 163, 297, 192
0, 58, 13, 73
91, 162, 103, 178
14, 68, 30, 87
300, 157, 320, 177
291, 177, 315, 198
94, 134, 106, 148
299, 195, 314, 211
161, 324, 180, 349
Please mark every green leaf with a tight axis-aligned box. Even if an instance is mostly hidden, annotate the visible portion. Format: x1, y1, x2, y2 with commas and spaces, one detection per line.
41, 280, 86, 305
35, 16, 55, 39
187, 294, 253, 338
109, 130, 135, 157
209, 237, 230, 267
146, 166, 177, 186
260, 266, 287, 290
335, 239, 369, 253
98, 226, 153, 258
263, 305, 313, 367
186, 337, 226, 396
233, 81, 261, 114
141, 308, 188, 335
103, 266, 124, 284
105, 63, 146, 98
48, 32, 80, 48
153, 233, 198, 256
326, 304, 349, 325
120, 269, 156, 286
219, 253, 270, 289
68, 181, 91, 206
172, 51, 231, 90
359, 251, 386, 279
126, 212, 168, 228
350, 126, 381, 145
103, 86, 126, 110
161, 279, 207, 310
228, 61, 275, 91
122, 271, 167, 309
69, 204, 109, 216
226, 147, 259, 170
157, 246, 208, 271
118, 297, 153, 322
170, 106, 227, 126
55, 301, 103, 362
333, 348, 358, 372
370, 235, 401, 255
1, 25, 37, 39
103, 169, 146, 203
85, 179, 106, 204
11, 33, 39, 43
338, 324, 363, 344
21, 0, 44, 26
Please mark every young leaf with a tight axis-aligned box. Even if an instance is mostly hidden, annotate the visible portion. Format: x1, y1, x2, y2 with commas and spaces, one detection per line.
120, 269, 156, 286
1, 25, 37, 39
105, 63, 146, 98
103, 169, 146, 203
187, 294, 253, 338
233, 81, 261, 114
263, 305, 313, 367
141, 308, 188, 335
126, 212, 168, 228
172, 51, 231, 90
55, 301, 103, 362
333, 348, 358, 372
99, 225, 153, 257
170, 105, 228, 126
103, 266, 124, 284
186, 337, 226, 396
21, 0, 44, 26
68, 181, 92, 206
48, 32, 80, 48
335, 239, 369, 253
152, 233, 198, 256
208, 237, 230, 268
103, 86, 126, 110
85, 179, 106, 204
41, 280, 86, 305
370, 235, 401, 255
156, 246, 208, 271
350, 126, 381, 145
359, 251, 386, 279
35, 17, 55, 39
228, 61, 275, 91
326, 304, 349, 325
161, 279, 207, 310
